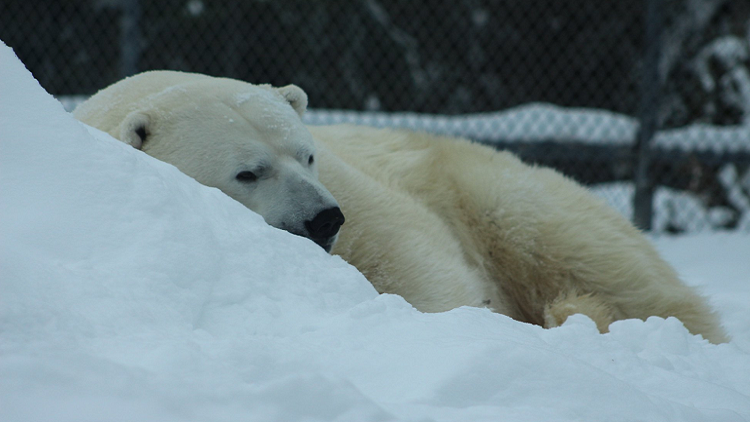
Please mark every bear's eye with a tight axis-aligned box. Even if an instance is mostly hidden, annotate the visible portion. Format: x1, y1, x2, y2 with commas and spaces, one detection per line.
236, 171, 258, 182
308, 155, 315, 166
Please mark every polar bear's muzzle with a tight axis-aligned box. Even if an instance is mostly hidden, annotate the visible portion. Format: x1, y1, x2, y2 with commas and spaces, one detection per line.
269, 172, 344, 253
304, 206, 345, 252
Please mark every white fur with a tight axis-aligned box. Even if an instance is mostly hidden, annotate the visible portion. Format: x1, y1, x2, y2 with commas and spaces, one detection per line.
75, 71, 728, 343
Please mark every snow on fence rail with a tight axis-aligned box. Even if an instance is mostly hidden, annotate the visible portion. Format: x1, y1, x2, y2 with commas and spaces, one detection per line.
61, 98, 750, 153
305, 104, 750, 154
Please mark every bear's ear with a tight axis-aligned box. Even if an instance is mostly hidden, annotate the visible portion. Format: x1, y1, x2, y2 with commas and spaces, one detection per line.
119, 111, 152, 150
277, 85, 308, 117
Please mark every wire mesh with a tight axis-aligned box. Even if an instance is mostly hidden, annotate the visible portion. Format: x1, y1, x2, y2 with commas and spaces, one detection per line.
2, 0, 749, 232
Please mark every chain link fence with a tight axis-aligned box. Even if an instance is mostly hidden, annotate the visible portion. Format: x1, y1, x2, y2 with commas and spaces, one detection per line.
2, 0, 749, 233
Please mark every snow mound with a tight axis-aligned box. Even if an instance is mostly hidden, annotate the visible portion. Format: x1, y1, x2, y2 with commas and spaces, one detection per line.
2, 41, 750, 421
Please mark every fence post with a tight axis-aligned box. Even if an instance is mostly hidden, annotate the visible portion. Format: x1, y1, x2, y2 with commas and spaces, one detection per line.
633, 0, 664, 231
120, 0, 141, 78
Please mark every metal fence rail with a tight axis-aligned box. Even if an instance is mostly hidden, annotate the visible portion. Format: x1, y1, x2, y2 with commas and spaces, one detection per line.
2, 0, 749, 232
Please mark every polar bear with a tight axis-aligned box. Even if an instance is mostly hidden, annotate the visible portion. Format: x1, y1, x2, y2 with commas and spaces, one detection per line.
74, 71, 728, 343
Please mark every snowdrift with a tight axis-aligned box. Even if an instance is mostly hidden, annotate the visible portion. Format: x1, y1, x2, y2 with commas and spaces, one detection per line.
2, 41, 750, 421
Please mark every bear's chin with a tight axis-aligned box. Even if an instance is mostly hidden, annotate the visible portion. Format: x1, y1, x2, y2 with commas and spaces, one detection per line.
278, 225, 338, 253
311, 234, 338, 253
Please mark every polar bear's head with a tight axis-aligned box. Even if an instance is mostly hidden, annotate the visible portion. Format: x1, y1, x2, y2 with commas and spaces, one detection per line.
77, 72, 344, 251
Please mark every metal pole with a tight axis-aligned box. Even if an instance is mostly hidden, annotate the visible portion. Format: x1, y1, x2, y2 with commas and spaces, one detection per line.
120, 0, 141, 78
633, 0, 663, 231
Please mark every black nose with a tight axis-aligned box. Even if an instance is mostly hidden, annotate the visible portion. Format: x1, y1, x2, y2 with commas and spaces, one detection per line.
305, 207, 345, 240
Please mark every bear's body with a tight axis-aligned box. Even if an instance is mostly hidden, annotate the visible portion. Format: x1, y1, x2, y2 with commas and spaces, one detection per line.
75, 71, 728, 343
311, 125, 726, 341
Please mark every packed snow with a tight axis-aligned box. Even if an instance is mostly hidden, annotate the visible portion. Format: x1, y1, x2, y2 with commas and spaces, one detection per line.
2, 41, 750, 421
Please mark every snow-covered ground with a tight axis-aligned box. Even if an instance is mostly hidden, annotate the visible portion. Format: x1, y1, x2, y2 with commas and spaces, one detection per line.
3, 41, 750, 421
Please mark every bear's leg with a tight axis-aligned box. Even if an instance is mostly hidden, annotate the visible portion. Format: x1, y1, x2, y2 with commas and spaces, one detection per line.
543, 291, 615, 332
